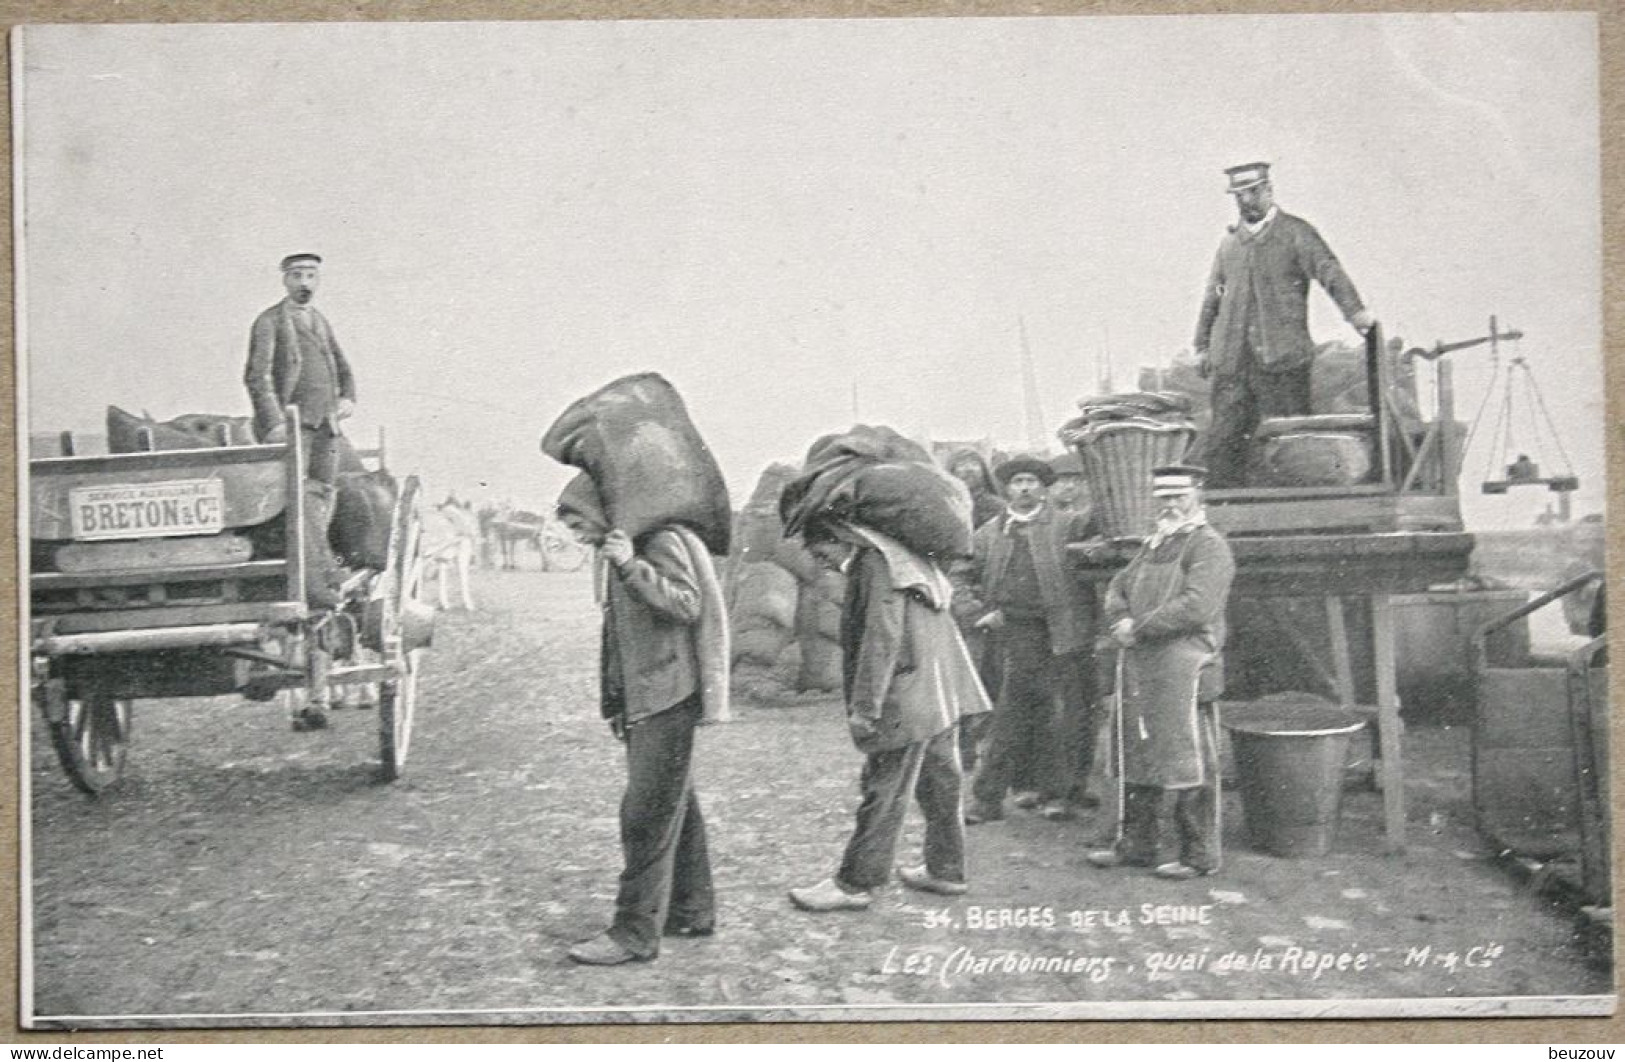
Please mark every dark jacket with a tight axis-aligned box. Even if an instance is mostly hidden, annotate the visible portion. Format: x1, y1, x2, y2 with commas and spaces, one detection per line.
602, 528, 702, 723
954, 504, 1101, 655
1193, 209, 1365, 374
842, 539, 991, 753
244, 298, 357, 440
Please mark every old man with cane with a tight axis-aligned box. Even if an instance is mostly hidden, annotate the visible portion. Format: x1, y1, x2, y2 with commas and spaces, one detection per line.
1087, 464, 1235, 880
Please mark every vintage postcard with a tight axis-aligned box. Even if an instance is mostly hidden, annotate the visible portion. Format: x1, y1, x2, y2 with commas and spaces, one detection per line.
15, 14, 1612, 1028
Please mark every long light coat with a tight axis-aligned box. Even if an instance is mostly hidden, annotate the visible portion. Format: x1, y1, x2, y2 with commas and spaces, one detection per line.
1103, 522, 1234, 787
841, 537, 992, 754
1104, 523, 1236, 704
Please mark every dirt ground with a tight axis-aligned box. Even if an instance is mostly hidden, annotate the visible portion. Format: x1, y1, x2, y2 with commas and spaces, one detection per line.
26, 566, 1612, 1028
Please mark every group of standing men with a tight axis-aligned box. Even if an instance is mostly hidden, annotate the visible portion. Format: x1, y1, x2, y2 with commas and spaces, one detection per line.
545, 435, 1238, 959
544, 158, 1374, 961
943, 450, 1235, 882
244, 158, 1366, 962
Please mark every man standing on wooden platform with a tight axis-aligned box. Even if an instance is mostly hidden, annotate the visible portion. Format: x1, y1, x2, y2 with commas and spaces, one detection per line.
244, 252, 358, 731
1087, 464, 1235, 880
1191, 162, 1375, 488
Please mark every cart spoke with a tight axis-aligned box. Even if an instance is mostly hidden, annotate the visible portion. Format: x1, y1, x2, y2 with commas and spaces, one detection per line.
376, 475, 426, 782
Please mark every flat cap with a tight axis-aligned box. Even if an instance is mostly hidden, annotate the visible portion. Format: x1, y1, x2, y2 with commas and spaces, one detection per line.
1223, 162, 1271, 194
1151, 463, 1208, 496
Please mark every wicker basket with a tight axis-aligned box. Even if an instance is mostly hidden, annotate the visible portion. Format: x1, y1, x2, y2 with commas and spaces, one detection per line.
1069, 419, 1196, 541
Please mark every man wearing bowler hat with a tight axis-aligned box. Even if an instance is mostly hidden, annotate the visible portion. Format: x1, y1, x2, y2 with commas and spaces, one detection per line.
1192, 162, 1375, 488
1088, 464, 1235, 879
955, 455, 1102, 824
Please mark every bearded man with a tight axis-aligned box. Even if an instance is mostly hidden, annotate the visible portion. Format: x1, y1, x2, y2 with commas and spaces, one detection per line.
1086, 464, 1235, 880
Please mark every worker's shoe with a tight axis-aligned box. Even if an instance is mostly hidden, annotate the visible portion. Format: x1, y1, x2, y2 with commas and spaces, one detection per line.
788, 878, 873, 912
663, 918, 715, 939
567, 932, 650, 966
964, 801, 1004, 825
1153, 861, 1215, 881
290, 706, 329, 732
1085, 846, 1153, 870
1040, 799, 1079, 821
1012, 790, 1043, 810
898, 866, 968, 897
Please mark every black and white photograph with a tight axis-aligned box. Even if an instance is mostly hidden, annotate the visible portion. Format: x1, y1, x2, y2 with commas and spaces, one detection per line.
15, 13, 1613, 1028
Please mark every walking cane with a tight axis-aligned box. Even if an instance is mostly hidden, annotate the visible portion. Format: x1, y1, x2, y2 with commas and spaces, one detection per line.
1208, 700, 1223, 873
1112, 646, 1127, 848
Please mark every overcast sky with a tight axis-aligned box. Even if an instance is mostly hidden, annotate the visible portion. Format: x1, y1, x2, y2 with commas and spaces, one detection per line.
17, 14, 1603, 529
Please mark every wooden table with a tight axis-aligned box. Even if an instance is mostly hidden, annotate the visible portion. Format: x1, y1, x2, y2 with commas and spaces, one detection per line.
1070, 531, 1475, 853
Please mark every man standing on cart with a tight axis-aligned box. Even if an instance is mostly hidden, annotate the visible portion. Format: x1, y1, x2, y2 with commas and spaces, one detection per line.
1191, 162, 1375, 487
245, 253, 357, 482
244, 252, 358, 730
1087, 465, 1235, 879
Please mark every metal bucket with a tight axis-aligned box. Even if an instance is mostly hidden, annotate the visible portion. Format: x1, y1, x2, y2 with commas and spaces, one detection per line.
1225, 703, 1367, 858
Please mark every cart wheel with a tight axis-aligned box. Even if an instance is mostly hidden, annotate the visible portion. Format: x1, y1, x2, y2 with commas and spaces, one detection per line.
49, 691, 131, 795
378, 475, 426, 780
543, 529, 589, 573
379, 646, 422, 781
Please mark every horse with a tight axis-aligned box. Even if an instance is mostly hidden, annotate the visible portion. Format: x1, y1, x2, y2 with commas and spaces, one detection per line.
422, 497, 480, 611
488, 504, 548, 570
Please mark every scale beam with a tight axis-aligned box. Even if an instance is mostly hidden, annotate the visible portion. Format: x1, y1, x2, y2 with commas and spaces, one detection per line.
1403, 328, 1523, 362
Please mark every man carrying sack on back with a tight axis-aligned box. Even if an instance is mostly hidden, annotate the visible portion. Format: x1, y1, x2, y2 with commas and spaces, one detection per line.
1087, 464, 1235, 880
778, 428, 991, 911
543, 374, 731, 966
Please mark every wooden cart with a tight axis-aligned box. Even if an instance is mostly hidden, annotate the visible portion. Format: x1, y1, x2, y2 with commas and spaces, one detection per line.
1473, 571, 1610, 906
28, 408, 434, 794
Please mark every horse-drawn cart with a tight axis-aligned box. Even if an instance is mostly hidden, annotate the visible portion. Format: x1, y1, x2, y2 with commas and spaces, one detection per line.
28, 407, 434, 793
